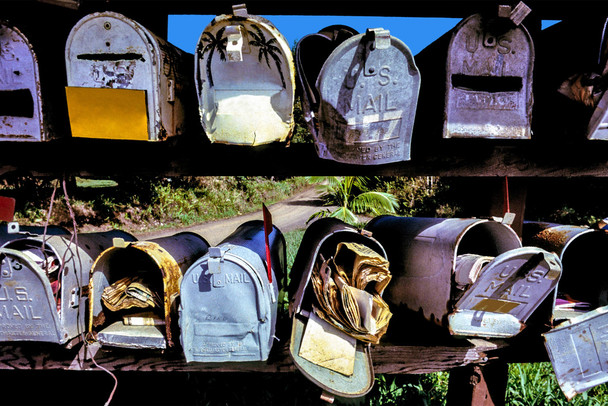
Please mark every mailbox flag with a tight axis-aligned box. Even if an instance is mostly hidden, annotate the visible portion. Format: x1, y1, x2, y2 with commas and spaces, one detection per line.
0, 197, 15, 222
263, 203, 272, 283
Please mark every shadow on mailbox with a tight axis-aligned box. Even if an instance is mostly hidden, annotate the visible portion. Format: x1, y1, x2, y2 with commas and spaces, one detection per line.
288, 218, 391, 398
414, 3, 534, 143
534, 17, 608, 141
65, 11, 196, 141
195, 4, 295, 146
0, 21, 69, 141
296, 25, 419, 164
89, 232, 209, 350
0, 230, 135, 346
365, 216, 562, 339
180, 220, 285, 362
523, 221, 608, 400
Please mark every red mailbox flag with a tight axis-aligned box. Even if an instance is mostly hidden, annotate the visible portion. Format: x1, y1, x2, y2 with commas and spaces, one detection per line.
0, 197, 15, 222
262, 203, 272, 284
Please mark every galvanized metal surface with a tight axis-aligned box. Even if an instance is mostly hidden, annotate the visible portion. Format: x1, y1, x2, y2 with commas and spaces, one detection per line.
449, 247, 562, 338
89, 232, 209, 349
544, 305, 608, 400
0, 22, 44, 141
288, 217, 386, 397
65, 11, 194, 141
180, 221, 283, 362
445, 13, 534, 139
0, 230, 135, 344
196, 5, 295, 145
364, 216, 522, 327
313, 29, 420, 164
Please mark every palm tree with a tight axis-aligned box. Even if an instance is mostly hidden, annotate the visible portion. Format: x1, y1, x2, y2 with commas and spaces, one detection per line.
308, 177, 399, 224
197, 27, 228, 88
247, 25, 287, 88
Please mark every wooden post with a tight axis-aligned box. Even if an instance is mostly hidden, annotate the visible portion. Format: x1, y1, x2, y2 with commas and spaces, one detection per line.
446, 362, 509, 406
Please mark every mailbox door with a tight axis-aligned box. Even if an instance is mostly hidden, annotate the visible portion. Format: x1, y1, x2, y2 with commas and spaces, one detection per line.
0, 248, 65, 343
0, 23, 44, 141
196, 10, 295, 145
180, 245, 277, 362
544, 306, 608, 400
449, 247, 562, 338
316, 30, 420, 164
65, 12, 160, 140
445, 14, 534, 139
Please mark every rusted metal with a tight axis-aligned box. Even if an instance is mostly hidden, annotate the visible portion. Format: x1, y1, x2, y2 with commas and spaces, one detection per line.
180, 220, 285, 362
196, 4, 295, 145
288, 218, 386, 398
65, 11, 195, 141
89, 232, 209, 349
296, 25, 420, 164
0, 230, 135, 345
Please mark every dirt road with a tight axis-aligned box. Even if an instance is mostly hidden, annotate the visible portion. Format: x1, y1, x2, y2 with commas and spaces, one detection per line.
136, 186, 331, 245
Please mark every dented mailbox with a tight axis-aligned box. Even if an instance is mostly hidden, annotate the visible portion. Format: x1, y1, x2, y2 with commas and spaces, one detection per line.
180, 220, 285, 362
0, 22, 59, 141
196, 4, 295, 145
296, 25, 419, 164
364, 216, 561, 338
418, 5, 534, 139
0, 230, 136, 345
288, 218, 388, 398
88, 232, 209, 350
65, 11, 195, 141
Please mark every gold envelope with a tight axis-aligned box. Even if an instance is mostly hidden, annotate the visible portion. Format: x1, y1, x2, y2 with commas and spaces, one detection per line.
65, 86, 148, 140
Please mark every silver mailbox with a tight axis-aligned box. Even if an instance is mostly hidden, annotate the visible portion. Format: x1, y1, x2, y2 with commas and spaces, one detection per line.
296, 26, 419, 164
196, 4, 295, 145
0, 22, 53, 141
65, 11, 195, 141
180, 220, 285, 362
444, 6, 534, 139
0, 230, 135, 345
88, 232, 209, 350
364, 216, 561, 338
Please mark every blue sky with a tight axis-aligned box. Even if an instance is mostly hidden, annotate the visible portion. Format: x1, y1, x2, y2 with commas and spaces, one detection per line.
168, 15, 560, 56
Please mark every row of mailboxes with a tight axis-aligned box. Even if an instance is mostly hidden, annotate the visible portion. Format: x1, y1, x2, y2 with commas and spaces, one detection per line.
5, 4, 608, 162
3, 215, 608, 399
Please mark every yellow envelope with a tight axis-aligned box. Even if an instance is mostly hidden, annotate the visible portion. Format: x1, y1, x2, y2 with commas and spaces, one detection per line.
65, 86, 148, 140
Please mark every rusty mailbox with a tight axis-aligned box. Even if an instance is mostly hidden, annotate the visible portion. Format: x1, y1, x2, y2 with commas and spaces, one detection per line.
196, 4, 295, 145
365, 216, 562, 338
88, 232, 209, 350
0, 230, 135, 345
289, 218, 390, 398
180, 220, 285, 362
0, 21, 66, 141
65, 11, 195, 141
296, 25, 419, 164
417, 4, 534, 140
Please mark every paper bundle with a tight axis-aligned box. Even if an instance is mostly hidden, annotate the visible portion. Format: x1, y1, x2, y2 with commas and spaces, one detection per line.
310, 242, 392, 344
101, 276, 162, 312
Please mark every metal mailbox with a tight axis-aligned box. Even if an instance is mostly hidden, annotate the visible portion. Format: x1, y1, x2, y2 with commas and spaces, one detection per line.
288, 218, 388, 398
180, 220, 285, 362
65, 11, 195, 141
0, 222, 70, 246
544, 306, 608, 400
196, 4, 295, 145
364, 216, 562, 338
296, 25, 420, 164
88, 232, 209, 350
0, 230, 135, 345
441, 5, 534, 139
523, 221, 608, 315
0, 21, 59, 141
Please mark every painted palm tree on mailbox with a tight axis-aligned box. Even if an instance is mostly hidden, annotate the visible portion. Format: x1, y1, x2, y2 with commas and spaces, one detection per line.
199, 26, 228, 87
247, 25, 286, 88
